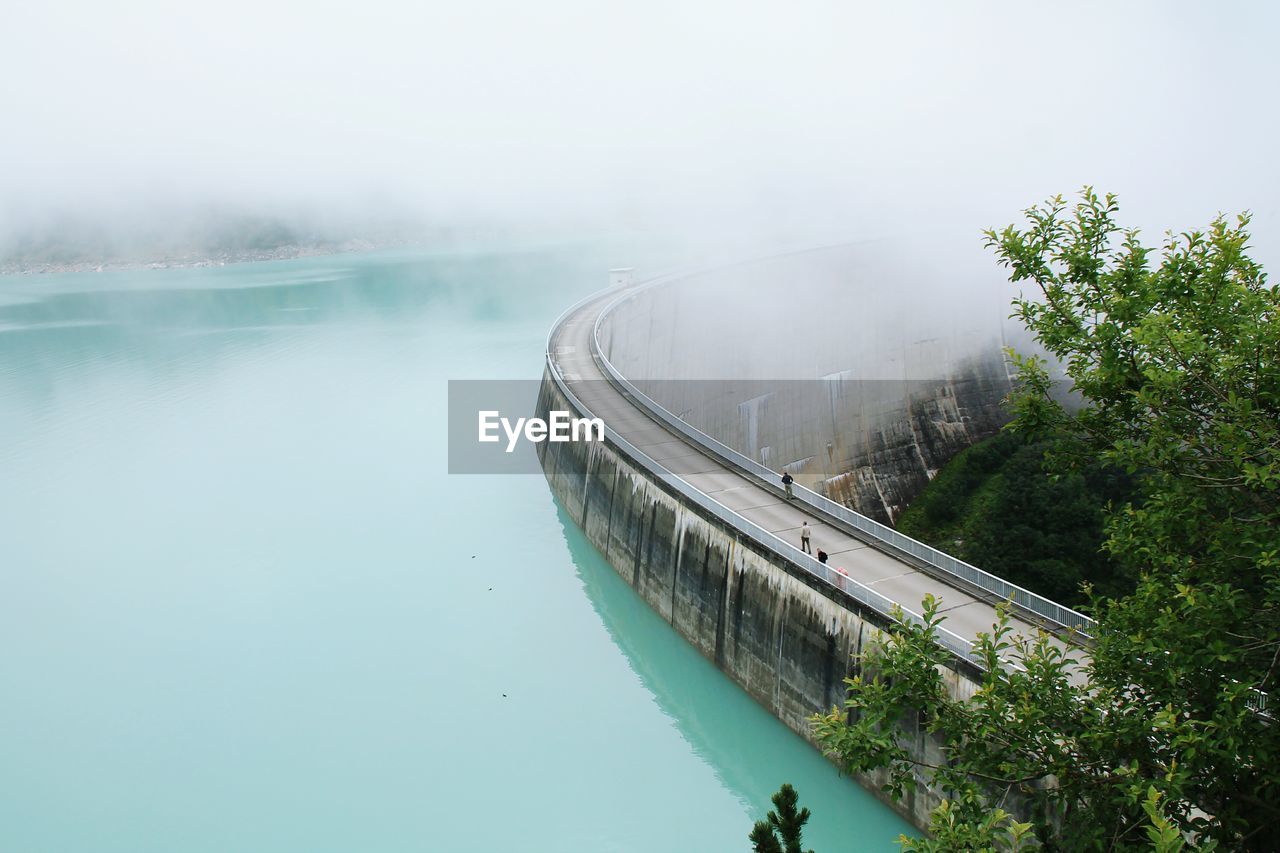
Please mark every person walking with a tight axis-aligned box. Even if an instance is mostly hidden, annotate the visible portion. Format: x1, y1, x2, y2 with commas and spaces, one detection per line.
781, 470, 794, 500
800, 521, 812, 554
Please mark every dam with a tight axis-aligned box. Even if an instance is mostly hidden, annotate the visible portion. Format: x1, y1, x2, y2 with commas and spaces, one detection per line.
537, 244, 1094, 828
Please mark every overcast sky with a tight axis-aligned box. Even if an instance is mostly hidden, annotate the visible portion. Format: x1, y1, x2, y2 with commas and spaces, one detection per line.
2, 0, 1277, 257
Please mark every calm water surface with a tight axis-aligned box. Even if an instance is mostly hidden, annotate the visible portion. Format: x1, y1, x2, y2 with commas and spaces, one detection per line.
0, 246, 913, 851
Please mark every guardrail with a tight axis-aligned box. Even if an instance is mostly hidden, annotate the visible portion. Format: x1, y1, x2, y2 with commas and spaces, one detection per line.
589, 277, 1098, 639
544, 298, 991, 670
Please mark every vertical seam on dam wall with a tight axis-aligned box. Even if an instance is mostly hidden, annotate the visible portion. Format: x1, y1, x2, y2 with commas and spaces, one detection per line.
637, 502, 656, 588
714, 540, 732, 668
729, 556, 745, 676
669, 514, 685, 626
604, 462, 620, 563
823, 631, 837, 711
773, 596, 787, 715
580, 442, 596, 532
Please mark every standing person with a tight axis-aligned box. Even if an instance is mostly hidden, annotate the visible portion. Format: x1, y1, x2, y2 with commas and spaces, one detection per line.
816, 549, 828, 564
800, 521, 812, 554
781, 470, 794, 500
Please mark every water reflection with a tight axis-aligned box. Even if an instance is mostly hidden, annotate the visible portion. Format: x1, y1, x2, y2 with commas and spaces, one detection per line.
555, 502, 915, 850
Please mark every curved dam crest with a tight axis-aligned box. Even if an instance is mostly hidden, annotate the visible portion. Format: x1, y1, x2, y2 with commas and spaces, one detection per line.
532, 245, 1059, 829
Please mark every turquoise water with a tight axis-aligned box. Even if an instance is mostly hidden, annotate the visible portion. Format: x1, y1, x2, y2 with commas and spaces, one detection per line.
0, 246, 914, 851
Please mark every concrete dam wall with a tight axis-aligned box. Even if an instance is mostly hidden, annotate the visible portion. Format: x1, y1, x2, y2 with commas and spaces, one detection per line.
537, 245, 1081, 831
595, 242, 1028, 523
536, 369, 982, 829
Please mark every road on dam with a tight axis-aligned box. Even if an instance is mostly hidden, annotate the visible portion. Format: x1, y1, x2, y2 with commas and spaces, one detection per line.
548, 275, 1077, 658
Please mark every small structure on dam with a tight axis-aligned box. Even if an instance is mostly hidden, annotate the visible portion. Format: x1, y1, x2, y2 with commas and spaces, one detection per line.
607, 267, 635, 289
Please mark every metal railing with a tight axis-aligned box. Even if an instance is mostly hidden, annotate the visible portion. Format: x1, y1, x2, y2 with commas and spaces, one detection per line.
589, 277, 1098, 638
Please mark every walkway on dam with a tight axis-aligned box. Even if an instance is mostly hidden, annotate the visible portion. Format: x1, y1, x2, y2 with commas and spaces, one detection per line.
549, 280, 1067, 653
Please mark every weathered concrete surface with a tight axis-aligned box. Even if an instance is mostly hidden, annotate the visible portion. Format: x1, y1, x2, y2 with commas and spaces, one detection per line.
595, 242, 1027, 522
538, 369, 983, 830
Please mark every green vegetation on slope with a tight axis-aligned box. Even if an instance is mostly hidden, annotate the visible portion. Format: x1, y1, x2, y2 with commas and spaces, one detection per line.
807, 190, 1280, 850
895, 430, 1138, 608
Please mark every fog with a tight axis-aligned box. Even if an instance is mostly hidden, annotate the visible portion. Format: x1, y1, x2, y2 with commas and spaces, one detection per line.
3, 0, 1278, 263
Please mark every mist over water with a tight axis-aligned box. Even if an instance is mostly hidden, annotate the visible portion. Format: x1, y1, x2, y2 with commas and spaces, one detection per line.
3, 1, 1278, 266
0, 246, 914, 852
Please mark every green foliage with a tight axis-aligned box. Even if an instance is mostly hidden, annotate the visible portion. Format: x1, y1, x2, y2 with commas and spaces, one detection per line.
900, 796, 1035, 852
813, 597, 1234, 850
749, 784, 815, 853
811, 191, 1280, 850
1140, 787, 1219, 853
992, 189, 1280, 842
899, 430, 1024, 531
814, 596, 1158, 849
898, 431, 1137, 607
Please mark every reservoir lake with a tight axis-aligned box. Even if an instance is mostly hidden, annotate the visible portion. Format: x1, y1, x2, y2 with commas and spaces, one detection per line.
0, 244, 914, 852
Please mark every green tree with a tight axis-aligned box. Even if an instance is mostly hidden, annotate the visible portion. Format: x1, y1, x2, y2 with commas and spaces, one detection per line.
749, 784, 816, 853
900, 794, 1035, 852
897, 430, 1138, 607
813, 191, 1279, 850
